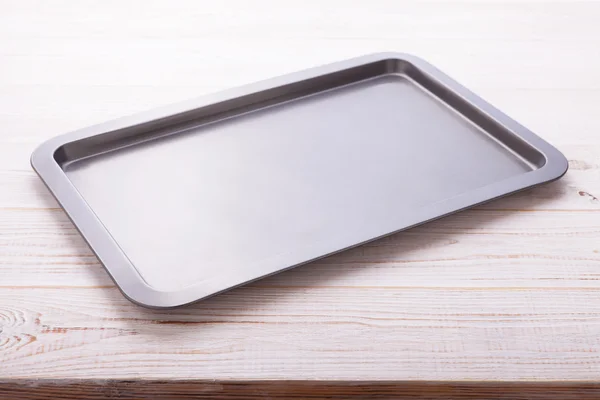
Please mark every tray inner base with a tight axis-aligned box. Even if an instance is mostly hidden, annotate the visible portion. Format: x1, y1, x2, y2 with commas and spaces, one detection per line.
61, 62, 542, 291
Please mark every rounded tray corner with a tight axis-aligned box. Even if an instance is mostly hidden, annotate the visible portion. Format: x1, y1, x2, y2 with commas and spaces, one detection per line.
31, 137, 60, 172
538, 146, 569, 182
115, 279, 197, 309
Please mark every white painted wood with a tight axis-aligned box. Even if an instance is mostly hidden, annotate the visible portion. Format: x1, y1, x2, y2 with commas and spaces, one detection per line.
1, 0, 600, 380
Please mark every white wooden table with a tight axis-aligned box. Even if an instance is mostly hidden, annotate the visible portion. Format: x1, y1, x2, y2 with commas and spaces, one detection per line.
1, 0, 600, 397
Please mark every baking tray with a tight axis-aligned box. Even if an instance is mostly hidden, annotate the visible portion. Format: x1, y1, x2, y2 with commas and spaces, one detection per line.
31, 53, 568, 308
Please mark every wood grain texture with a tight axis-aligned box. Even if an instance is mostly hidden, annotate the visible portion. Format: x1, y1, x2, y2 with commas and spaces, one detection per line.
1, 0, 600, 390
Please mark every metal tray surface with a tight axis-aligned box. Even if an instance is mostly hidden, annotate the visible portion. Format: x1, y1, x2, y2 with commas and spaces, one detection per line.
31, 53, 568, 308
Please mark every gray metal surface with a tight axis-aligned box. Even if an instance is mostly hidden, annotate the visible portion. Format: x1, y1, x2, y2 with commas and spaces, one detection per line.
31, 53, 568, 308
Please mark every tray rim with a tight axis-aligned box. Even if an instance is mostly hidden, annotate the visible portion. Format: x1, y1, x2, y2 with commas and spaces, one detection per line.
31, 52, 568, 308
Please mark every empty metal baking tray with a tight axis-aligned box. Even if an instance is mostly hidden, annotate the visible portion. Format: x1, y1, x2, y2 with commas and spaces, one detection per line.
31, 53, 568, 308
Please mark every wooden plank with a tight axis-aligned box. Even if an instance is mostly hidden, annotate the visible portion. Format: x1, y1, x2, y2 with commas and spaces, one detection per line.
1, 381, 600, 400
2, 285, 600, 379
